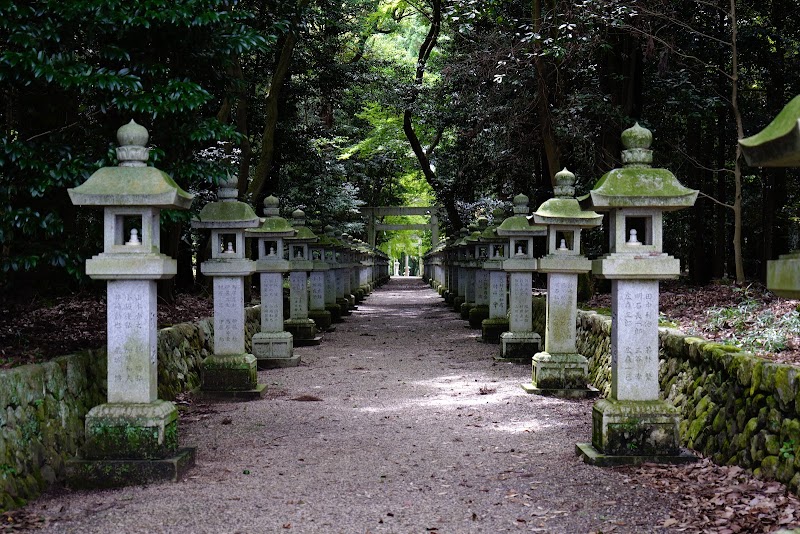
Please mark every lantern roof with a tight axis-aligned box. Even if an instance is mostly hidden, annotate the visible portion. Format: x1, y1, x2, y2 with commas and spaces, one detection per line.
534, 168, 602, 227
580, 123, 697, 211
68, 120, 193, 209
739, 94, 800, 167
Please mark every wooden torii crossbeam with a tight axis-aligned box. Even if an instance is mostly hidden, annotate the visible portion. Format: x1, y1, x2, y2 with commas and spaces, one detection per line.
361, 206, 439, 248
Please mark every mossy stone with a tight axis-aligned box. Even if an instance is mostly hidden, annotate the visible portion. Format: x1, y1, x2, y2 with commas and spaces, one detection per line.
774, 366, 797, 411
760, 455, 780, 479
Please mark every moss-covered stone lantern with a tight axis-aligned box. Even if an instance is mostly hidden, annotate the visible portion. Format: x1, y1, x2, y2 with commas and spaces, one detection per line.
307, 229, 333, 332
522, 168, 602, 398
452, 228, 471, 312
467, 217, 491, 328
496, 194, 546, 361
459, 224, 483, 320
480, 208, 511, 341
285, 209, 321, 345
246, 196, 297, 368
193, 173, 264, 398
66, 120, 195, 487
739, 95, 800, 298
577, 123, 698, 465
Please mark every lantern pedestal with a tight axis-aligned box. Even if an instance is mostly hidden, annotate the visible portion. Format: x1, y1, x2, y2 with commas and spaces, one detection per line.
576, 399, 694, 466
252, 272, 296, 368
66, 401, 196, 488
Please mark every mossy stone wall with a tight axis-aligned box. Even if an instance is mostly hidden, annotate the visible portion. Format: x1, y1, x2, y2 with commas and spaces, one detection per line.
533, 297, 800, 493
0, 306, 260, 511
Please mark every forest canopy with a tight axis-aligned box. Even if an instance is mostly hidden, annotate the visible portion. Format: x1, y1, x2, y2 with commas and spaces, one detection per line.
1, 0, 798, 293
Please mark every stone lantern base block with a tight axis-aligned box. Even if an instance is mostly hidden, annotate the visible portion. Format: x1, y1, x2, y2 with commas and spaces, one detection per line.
481, 318, 509, 343
308, 309, 333, 332
326, 303, 343, 323
82, 401, 179, 460
199, 353, 265, 399
575, 442, 696, 467
253, 331, 297, 368
459, 302, 475, 320
66, 400, 196, 489
66, 448, 196, 490
468, 305, 489, 329
453, 296, 465, 313
336, 298, 351, 316
284, 318, 318, 340
522, 351, 599, 398
580, 398, 694, 465
496, 332, 541, 362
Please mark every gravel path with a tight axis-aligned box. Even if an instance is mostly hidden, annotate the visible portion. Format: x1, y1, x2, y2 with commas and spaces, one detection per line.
26, 277, 677, 533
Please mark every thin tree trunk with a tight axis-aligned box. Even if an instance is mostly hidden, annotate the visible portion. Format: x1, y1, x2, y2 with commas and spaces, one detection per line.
247, 0, 311, 203
402, 0, 462, 229
730, 0, 745, 283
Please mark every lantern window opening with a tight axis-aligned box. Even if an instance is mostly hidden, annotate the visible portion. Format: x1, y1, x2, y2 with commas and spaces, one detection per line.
311, 247, 322, 261
121, 215, 143, 247
492, 244, 506, 259
555, 230, 575, 253
625, 216, 652, 247
219, 233, 238, 255
292, 245, 306, 259
512, 238, 530, 258
477, 245, 488, 260
263, 240, 279, 258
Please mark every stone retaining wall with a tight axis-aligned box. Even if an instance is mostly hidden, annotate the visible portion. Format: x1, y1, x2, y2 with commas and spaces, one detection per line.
533, 297, 800, 493
0, 307, 260, 511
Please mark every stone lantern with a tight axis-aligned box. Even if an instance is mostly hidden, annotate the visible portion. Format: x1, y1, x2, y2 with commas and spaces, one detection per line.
739, 95, 800, 297
307, 229, 333, 332
331, 230, 352, 316
577, 123, 698, 465
467, 217, 491, 328
459, 224, 483, 320
317, 228, 343, 323
452, 228, 470, 312
66, 120, 195, 486
480, 208, 511, 341
246, 196, 297, 368
285, 209, 321, 344
523, 168, 602, 398
496, 194, 546, 360
192, 173, 264, 398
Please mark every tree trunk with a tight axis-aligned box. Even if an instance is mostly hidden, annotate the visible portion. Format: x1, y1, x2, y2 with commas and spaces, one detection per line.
531, 0, 561, 183
402, 0, 462, 230
730, 0, 745, 284
247, 0, 310, 204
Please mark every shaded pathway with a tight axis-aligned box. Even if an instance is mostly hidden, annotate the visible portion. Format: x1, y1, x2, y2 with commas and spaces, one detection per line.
27, 277, 677, 533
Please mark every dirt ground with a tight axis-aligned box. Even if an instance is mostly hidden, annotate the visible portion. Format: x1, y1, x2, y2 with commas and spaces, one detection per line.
7, 278, 800, 533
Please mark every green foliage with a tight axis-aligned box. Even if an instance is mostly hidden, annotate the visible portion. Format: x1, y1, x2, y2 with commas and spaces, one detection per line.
781, 440, 795, 459
0, 0, 268, 291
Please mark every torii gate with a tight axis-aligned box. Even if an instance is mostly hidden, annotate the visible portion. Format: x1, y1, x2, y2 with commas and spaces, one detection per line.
361, 206, 440, 249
